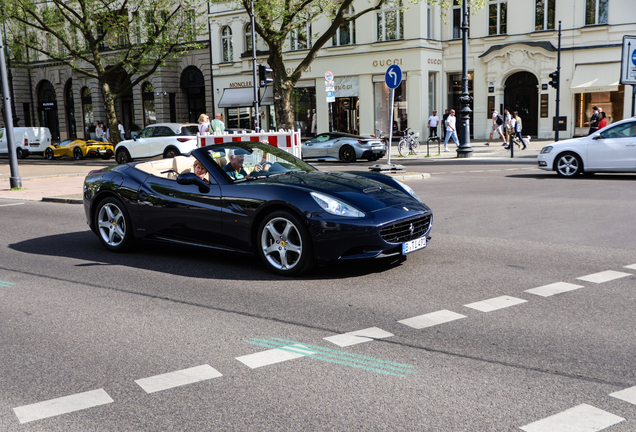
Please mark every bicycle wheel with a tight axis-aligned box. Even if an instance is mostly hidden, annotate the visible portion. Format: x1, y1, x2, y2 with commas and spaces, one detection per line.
411, 140, 421, 155
397, 139, 409, 157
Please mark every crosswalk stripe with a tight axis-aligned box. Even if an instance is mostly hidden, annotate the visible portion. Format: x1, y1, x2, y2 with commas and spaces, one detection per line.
13, 389, 113, 424
609, 385, 636, 405
324, 327, 393, 347
464, 295, 527, 312
135, 365, 222, 394
398, 309, 466, 329
577, 270, 632, 283
624, 263, 636, 270
236, 344, 314, 369
519, 404, 624, 432
525, 282, 584, 297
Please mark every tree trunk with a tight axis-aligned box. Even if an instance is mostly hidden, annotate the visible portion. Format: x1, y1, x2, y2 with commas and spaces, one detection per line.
100, 80, 119, 144
269, 46, 296, 130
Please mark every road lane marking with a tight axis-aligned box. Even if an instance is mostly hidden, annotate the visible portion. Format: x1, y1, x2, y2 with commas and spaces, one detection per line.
464, 295, 527, 312
398, 310, 466, 329
0, 203, 25, 207
13, 389, 113, 424
236, 344, 314, 369
609, 385, 636, 405
624, 263, 636, 270
324, 327, 393, 347
519, 404, 624, 432
250, 338, 416, 377
525, 282, 585, 297
135, 365, 222, 394
576, 270, 632, 283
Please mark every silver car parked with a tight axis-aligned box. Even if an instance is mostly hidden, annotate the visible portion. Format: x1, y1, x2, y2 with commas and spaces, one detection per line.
302, 132, 386, 163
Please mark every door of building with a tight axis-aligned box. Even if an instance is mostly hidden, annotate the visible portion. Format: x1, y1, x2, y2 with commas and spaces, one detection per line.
330, 97, 359, 134
504, 72, 538, 137
38, 80, 60, 140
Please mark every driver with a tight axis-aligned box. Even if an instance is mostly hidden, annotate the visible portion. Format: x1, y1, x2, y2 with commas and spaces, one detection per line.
222, 149, 249, 180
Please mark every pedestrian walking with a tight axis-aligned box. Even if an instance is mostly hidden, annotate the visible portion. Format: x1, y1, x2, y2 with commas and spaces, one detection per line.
427, 110, 439, 139
584, 106, 600, 135
486, 108, 507, 146
443, 109, 460, 151
503, 107, 513, 147
597, 111, 607, 130
512, 111, 526, 150
198, 113, 210, 135
442, 109, 450, 140
118, 120, 125, 141
95, 121, 104, 142
210, 113, 225, 133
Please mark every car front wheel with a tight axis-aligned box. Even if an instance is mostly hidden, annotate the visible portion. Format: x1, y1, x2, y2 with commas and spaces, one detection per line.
45, 148, 55, 160
116, 148, 131, 164
555, 153, 583, 177
94, 197, 133, 252
257, 211, 314, 276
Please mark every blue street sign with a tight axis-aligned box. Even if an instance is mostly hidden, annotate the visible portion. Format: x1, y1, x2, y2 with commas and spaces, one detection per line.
385, 65, 402, 89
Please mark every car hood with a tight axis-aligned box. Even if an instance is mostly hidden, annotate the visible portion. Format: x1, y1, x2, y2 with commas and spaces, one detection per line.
247, 171, 427, 213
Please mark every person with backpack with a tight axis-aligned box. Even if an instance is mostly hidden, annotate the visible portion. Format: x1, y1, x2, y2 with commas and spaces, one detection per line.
486, 108, 507, 147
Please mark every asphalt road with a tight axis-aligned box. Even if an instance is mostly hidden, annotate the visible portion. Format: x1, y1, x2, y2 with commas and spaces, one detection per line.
1, 158, 636, 431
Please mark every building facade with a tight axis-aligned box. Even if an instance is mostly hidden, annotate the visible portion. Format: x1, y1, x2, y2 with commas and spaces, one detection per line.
2, 0, 635, 141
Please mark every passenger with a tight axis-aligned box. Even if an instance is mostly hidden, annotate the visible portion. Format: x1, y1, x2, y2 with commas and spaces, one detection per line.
222, 150, 248, 180
192, 160, 210, 183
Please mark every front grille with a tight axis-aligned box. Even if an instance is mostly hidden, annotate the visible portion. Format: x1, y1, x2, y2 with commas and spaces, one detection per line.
380, 214, 432, 243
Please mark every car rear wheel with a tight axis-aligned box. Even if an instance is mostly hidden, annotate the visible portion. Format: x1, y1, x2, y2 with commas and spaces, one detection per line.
257, 211, 314, 276
45, 148, 55, 160
73, 147, 84, 160
163, 147, 180, 159
555, 153, 583, 177
94, 197, 133, 252
339, 145, 356, 163
16, 147, 26, 159
116, 148, 131, 164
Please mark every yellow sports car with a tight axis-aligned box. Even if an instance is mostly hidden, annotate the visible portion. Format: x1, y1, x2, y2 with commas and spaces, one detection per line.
44, 139, 114, 160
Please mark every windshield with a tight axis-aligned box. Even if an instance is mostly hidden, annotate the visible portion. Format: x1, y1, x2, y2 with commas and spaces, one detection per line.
203, 142, 316, 182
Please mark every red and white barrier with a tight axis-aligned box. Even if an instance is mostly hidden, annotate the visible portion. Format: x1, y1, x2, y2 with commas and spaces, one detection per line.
197, 130, 302, 159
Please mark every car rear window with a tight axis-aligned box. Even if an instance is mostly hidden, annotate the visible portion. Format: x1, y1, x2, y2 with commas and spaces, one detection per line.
180, 126, 199, 136
152, 126, 175, 137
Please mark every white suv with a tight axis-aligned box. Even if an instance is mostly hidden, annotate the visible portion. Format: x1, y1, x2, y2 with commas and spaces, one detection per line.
114, 123, 199, 164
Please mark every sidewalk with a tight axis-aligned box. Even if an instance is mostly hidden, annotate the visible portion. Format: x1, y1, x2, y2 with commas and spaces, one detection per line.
0, 138, 549, 204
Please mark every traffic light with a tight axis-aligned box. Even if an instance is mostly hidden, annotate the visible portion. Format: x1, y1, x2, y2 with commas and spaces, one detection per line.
258, 64, 273, 87
548, 71, 559, 89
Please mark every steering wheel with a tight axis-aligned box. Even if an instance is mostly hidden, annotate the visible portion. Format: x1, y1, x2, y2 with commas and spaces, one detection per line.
261, 161, 273, 168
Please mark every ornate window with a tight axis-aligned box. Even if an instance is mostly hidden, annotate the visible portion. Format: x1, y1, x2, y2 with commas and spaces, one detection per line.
221, 26, 233, 62
290, 20, 311, 51
377, 0, 403, 42
488, 0, 507, 35
585, 0, 608, 25
535, 0, 555, 30
332, 6, 355, 46
80, 87, 93, 136
452, 0, 469, 39
245, 23, 258, 52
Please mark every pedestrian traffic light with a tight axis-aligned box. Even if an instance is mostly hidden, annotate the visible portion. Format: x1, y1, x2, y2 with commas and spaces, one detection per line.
548, 71, 559, 89
258, 64, 273, 87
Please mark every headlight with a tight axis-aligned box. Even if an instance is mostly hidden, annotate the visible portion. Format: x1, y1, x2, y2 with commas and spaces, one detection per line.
310, 192, 364, 218
540, 146, 553, 154
395, 180, 421, 202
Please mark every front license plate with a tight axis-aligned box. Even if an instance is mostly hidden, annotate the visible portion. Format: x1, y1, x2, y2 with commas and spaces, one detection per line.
402, 237, 427, 254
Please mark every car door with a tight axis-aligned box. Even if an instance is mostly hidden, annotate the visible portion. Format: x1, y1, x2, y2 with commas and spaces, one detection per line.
303, 134, 332, 158
137, 172, 225, 247
151, 126, 176, 157
586, 121, 636, 170
128, 126, 155, 158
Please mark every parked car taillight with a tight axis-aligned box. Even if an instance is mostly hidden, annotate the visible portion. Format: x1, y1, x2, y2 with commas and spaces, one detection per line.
177, 137, 195, 142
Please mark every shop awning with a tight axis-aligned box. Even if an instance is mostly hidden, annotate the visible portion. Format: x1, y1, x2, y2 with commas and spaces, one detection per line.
570, 63, 620, 93
218, 87, 274, 107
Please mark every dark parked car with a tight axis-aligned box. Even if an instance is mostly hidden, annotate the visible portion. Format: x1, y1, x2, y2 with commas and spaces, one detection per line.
84, 142, 432, 275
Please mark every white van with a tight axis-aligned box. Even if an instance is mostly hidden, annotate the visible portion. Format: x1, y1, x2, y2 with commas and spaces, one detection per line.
0, 127, 52, 158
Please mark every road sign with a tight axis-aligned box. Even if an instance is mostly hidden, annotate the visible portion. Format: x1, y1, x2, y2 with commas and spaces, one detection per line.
325, 71, 334, 82
327, 91, 334, 98
385, 65, 402, 89
620, 35, 636, 85
325, 81, 334, 91
326, 96, 335, 103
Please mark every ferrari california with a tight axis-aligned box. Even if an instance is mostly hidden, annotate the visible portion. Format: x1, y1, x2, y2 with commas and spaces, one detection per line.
84, 142, 432, 275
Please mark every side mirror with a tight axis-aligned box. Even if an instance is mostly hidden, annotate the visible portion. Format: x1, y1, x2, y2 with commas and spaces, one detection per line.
592, 134, 602, 140
176, 172, 211, 193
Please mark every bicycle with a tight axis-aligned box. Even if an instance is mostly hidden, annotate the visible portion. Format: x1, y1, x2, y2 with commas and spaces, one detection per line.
397, 128, 420, 157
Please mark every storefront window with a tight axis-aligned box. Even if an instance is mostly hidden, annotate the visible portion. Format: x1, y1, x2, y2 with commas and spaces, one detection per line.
81, 87, 93, 137
447, 72, 473, 139
374, 78, 407, 135
291, 86, 316, 137
428, 72, 437, 115
574, 87, 624, 131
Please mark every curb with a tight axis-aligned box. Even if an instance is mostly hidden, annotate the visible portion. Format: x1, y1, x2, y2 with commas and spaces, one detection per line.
42, 197, 83, 204
387, 172, 431, 181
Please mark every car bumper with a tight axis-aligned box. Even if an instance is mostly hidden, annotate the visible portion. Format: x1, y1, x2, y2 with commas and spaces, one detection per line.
537, 154, 553, 171
361, 149, 386, 159
307, 207, 432, 263
87, 148, 114, 157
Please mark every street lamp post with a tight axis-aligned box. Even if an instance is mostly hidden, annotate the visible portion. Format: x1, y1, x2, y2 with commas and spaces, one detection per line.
456, 0, 472, 158
0, 24, 21, 188
2, 10, 19, 126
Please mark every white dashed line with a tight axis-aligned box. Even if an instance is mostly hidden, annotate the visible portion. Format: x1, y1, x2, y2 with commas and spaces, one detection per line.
398, 310, 466, 329
525, 282, 584, 297
135, 365, 222, 394
469, 170, 484, 172
624, 263, 636, 270
609, 385, 636, 405
487, 169, 501, 172
236, 344, 314, 369
576, 270, 632, 283
324, 327, 393, 347
0, 203, 25, 207
13, 389, 113, 424
464, 295, 527, 312
519, 404, 624, 432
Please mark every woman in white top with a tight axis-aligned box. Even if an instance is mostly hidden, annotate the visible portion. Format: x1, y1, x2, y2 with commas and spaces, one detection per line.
198, 113, 210, 135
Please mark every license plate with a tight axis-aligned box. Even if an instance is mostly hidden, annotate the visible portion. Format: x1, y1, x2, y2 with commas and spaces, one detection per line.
97, 149, 101, 154
402, 237, 427, 254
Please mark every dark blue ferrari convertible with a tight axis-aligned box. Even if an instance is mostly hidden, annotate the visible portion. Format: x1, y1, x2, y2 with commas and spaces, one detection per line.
83, 142, 432, 275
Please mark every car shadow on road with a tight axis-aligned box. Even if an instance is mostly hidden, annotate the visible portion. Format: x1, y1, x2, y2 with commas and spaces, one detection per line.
506, 173, 636, 181
9, 231, 407, 281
